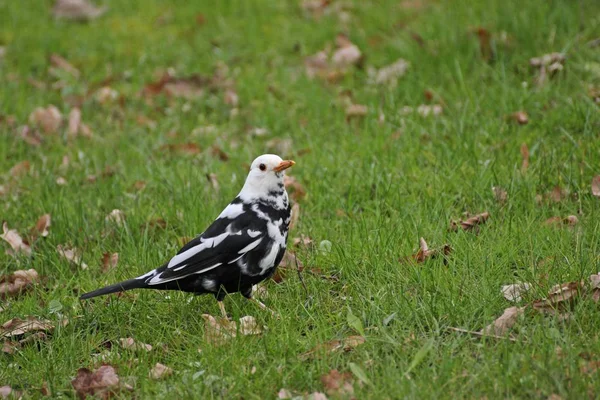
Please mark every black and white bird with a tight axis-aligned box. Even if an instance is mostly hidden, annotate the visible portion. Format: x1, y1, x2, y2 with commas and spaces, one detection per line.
80, 154, 295, 318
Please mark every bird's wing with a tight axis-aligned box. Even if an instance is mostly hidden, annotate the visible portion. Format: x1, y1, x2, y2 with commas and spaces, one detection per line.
145, 208, 266, 285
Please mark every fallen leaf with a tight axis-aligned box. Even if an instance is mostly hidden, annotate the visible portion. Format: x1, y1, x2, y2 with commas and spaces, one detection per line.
345, 104, 368, 121
1, 222, 32, 256
508, 111, 529, 125
272, 251, 303, 282
321, 369, 354, 397
94, 86, 118, 104
472, 27, 494, 62
520, 143, 529, 172
149, 363, 173, 380
206, 173, 219, 191
449, 211, 490, 232
283, 175, 306, 202
67, 108, 81, 137
400, 104, 443, 117
9, 160, 31, 177
71, 365, 132, 400
223, 88, 239, 107
56, 176, 68, 186
57, 244, 88, 269
19, 125, 43, 146
119, 337, 152, 352
211, 145, 229, 161
238, 316, 263, 335
405, 237, 451, 263
591, 176, 600, 198
30, 214, 51, 240
533, 281, 581, 313
492, 186, 508, 204
1, 316, 66, 338
292, 235, 313, 248
105, 209, 125, 226
160, 142, 201, 155
130, 180, 147, 191
332, 36, 362, 69
0, 386, 21, 399
543, 215, 578, 227
299, 335, 365, 360
101, 253, 119, 273
53, 0, 107, 21
0, 269, 40, 299
201, 314, 264, 345
143, 73, 212, 99
28, 105, 62, 133
530, 52, 565, 86
501, 282, 531, 302
480, 306, 525, 336
368, 58, 409, 85
49, 54, 80, 78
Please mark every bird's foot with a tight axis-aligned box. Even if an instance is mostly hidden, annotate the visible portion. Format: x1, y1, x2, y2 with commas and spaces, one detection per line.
217, 301, 230, 320
249, 298, 280, 319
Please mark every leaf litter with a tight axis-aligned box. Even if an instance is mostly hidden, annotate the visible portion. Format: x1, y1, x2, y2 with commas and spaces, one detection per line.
1, 222, 32, 257
201, 314, 264, 346
71, 365, 133, 399
0, 269, 40, 299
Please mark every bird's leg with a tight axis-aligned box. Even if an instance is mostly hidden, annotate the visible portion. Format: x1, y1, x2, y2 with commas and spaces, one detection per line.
217, 301, 228, 319
248, 297, 280, 319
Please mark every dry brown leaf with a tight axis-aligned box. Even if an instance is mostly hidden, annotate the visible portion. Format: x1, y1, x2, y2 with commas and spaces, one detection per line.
56, 176, 68, 186
143, 73, 212, 99
345, 104, 368, 121
292, 235, 313, 248
68, 108, 81, 137
206, 173, 219, 191
101, 253, 119, 273
289, 203, 300, 230
211, 145, 229, 161
19, 125, 43, 146
404, 237, 451, 263
472, 27, 494, 62
9, 160, 31, 177
520, 143, 529, 172
1, 222, 32, 257
160, 142, 201, 155
1, 316, 66, 338
30, 214, 51, 240
449, 211, 490, 232
95, 86, 118, 104
57, 244, 88, 269
530, 53, 565, 86
591, 176, 600, 198
321, 370, 354, 397
480, 306, 525, 336
533, 281, 581, 313
105, 209, 125, 226
299, 335, 365, 360
492, 186, 508, 204
332, 41, 362, 69
53, 0, 107, 21
201, 314, 264, 346
368, 58, 409, 85
0, 269, 39, 299
509, 111, 529, 125
71, 365, 132, 400
272, 251, 303, 283
149, 363, 173, 380
50, 54, 80, 77
501, 283, 531, 302
304, 51, 330, 79
543, 215, 578, 227
28, 106, 62, 134
0, 386, 21, 399
119, 337, 152, 352
223, 88, 239, 107
284, 175, 306, 202
400, 104, 443, 117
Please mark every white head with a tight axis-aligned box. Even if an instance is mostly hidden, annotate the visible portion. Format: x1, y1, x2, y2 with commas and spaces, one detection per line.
238, 154, 295, 203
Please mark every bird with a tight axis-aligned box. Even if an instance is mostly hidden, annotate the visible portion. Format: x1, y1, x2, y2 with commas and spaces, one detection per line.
80, 154, 295, 318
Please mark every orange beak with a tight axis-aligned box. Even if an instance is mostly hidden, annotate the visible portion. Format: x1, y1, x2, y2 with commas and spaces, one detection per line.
273, 160, 295, 172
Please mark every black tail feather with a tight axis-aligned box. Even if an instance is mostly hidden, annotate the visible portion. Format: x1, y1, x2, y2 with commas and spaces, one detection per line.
79, 278, 147, 300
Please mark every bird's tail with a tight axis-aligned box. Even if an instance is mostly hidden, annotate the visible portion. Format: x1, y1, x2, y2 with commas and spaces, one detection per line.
79, 278, 147, 300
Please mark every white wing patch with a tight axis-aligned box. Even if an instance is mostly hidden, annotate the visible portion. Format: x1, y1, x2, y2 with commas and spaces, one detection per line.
259, 243, 280, 273
238, 237, 263, 254
217, 203, 244, 219
247, 229, 261, 238
167, 232, 229, 269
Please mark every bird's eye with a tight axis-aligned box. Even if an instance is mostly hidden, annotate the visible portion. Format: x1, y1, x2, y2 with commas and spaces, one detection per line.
259, 163, 266, 171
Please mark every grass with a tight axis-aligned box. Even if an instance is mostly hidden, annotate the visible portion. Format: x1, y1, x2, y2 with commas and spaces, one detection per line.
1, 0, 600, 398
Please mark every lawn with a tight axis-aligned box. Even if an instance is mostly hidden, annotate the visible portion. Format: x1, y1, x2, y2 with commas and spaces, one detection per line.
1, 0, 600, 398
